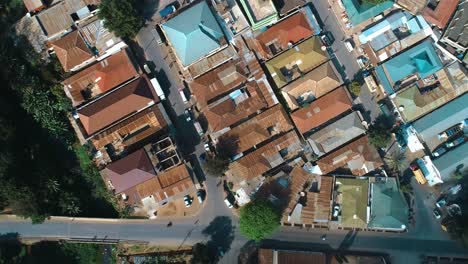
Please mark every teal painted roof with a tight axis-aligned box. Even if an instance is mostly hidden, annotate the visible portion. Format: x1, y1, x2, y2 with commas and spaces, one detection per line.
162, 1, 224, 66
342, 0, 394, 25
376, 40, 443, 94
369, 177, 408, 230
412, 93, 468, 141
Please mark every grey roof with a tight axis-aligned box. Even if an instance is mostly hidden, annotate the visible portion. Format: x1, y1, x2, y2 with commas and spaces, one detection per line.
369, 177, 408, 230
412, 93, 468, 142
433, 142, 468, 180
444, 0, 468, 48
307, 112, 366, 156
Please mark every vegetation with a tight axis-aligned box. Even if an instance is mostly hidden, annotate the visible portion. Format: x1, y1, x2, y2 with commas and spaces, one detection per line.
98, 0, 143, 39
348, 81, 362, 97
204, 155, 230, 176
384, 149, 407, 176
0, 0, 117, 222
0, 240, 113, 264
240, 199, 280, 241
191, 243, 215, 264
368, 115, 394, 149
443, 169, 468, 245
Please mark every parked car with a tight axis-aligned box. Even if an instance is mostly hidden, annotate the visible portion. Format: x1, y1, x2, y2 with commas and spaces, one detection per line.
184, 195, 192, 207
332, 205, 340, 218
197, 190, 205, 203
224, 198, 233, 208
204, 142, 211, 152
320, 35, 331, 46
436, 198, 447, 208
143, 64, 151, 74
433, 208, 442, 219
433, 147, 447, 157
179, 87, 188, 103
184, 109, 192, 122
446, 137, 465, 148
159, 4, 176, 19
344, 40, 354, 52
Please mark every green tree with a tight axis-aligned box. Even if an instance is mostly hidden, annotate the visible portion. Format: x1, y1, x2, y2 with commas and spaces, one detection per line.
191, 243, 215, 264
240, 199, 280, 241
384, 149, 407, 175
368, 115, 394, 149
348, 81, 362, 96
98, 0, 143, 39
203, 155, 229, 176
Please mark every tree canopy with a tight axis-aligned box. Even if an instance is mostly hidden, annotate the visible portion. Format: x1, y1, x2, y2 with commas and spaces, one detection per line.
98, 0, 143, 39
240, 199, 280, 241
0, 0, 117, 222
368, 115, 394, 149
348, 81, 362, 97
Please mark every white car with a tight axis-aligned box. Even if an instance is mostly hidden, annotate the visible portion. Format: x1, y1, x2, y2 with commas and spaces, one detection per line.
344, 40, 354, 52
224, 198, 233, 208
204, 143, 210, 152
184, 195, 192, 208
333, 205, 340, 217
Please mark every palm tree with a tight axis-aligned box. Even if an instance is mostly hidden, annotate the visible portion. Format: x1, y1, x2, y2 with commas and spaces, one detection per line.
384, 149, 407, 176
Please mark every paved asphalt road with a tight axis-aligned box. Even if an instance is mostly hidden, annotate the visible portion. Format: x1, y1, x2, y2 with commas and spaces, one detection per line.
1, 1, 467, 263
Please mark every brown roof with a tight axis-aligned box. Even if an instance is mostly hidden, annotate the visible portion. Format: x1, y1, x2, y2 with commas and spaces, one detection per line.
316, 135, 383, 176
257, 12, 313, 56
282, 166, 333, 224
218, 104, 294, 155
36, 0, 100, 37
228, 131, 302, 182
258, 249, 326, 264
291, 86, 352, 134
396, 0, 428, 15
78, 77, 156, 136
421, 0, 459, 29
90, 104, 167, 149
203, 81, 272, 133
51, 30, 93, 71
189, 59, 249, 109
63, 49, 139, 106
282, 61, 342, 110
102, 149, 156, 194
22, 0, 44, 12
125, 164, 195, 205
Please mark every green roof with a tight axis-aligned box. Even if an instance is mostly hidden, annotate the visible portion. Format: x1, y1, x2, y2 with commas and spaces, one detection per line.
239, 0, 278, 31
336, 178, 369, 228
161, 1, 225, 66
342, 0, 394, 26
368, 177, 408, 230
265, 37, 328, 88
376, 40, 443, 94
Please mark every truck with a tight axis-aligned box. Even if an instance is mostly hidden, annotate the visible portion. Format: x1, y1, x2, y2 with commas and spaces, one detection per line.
150, 78, 166, 100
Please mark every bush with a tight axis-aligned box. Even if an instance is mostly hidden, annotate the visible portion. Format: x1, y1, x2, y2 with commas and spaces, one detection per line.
98, 0, 143, 39
204, 155, 229, 176
349, 81, 362, 96
240, 199, 280, 241
368, 115, 394, 149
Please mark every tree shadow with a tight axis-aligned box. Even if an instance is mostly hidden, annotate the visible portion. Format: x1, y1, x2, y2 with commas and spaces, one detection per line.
136, 0, 160, 22
202, 216, 235, 262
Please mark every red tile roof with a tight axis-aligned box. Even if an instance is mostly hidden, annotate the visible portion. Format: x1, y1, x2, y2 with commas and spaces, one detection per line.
421, 0, 459, 29
22, 0, 44, 12
316, 135, 383, 176
291, 86, 353, 134
63, 49, 140, 106
50, 30, 93, 72
102, 149, 156, 194
78, 77, 156, 136
256, 12, 313, 57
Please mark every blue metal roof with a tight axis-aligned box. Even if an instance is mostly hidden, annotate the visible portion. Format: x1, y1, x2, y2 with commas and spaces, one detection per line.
162, 1, 224, 66
342, 0, 394, 26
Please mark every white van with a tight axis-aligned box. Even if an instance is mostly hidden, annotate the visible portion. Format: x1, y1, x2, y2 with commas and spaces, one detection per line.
344, 40, 354, 52
179, 89, 188, 103
224, 198, 233, 208
150, 78, 166, 100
